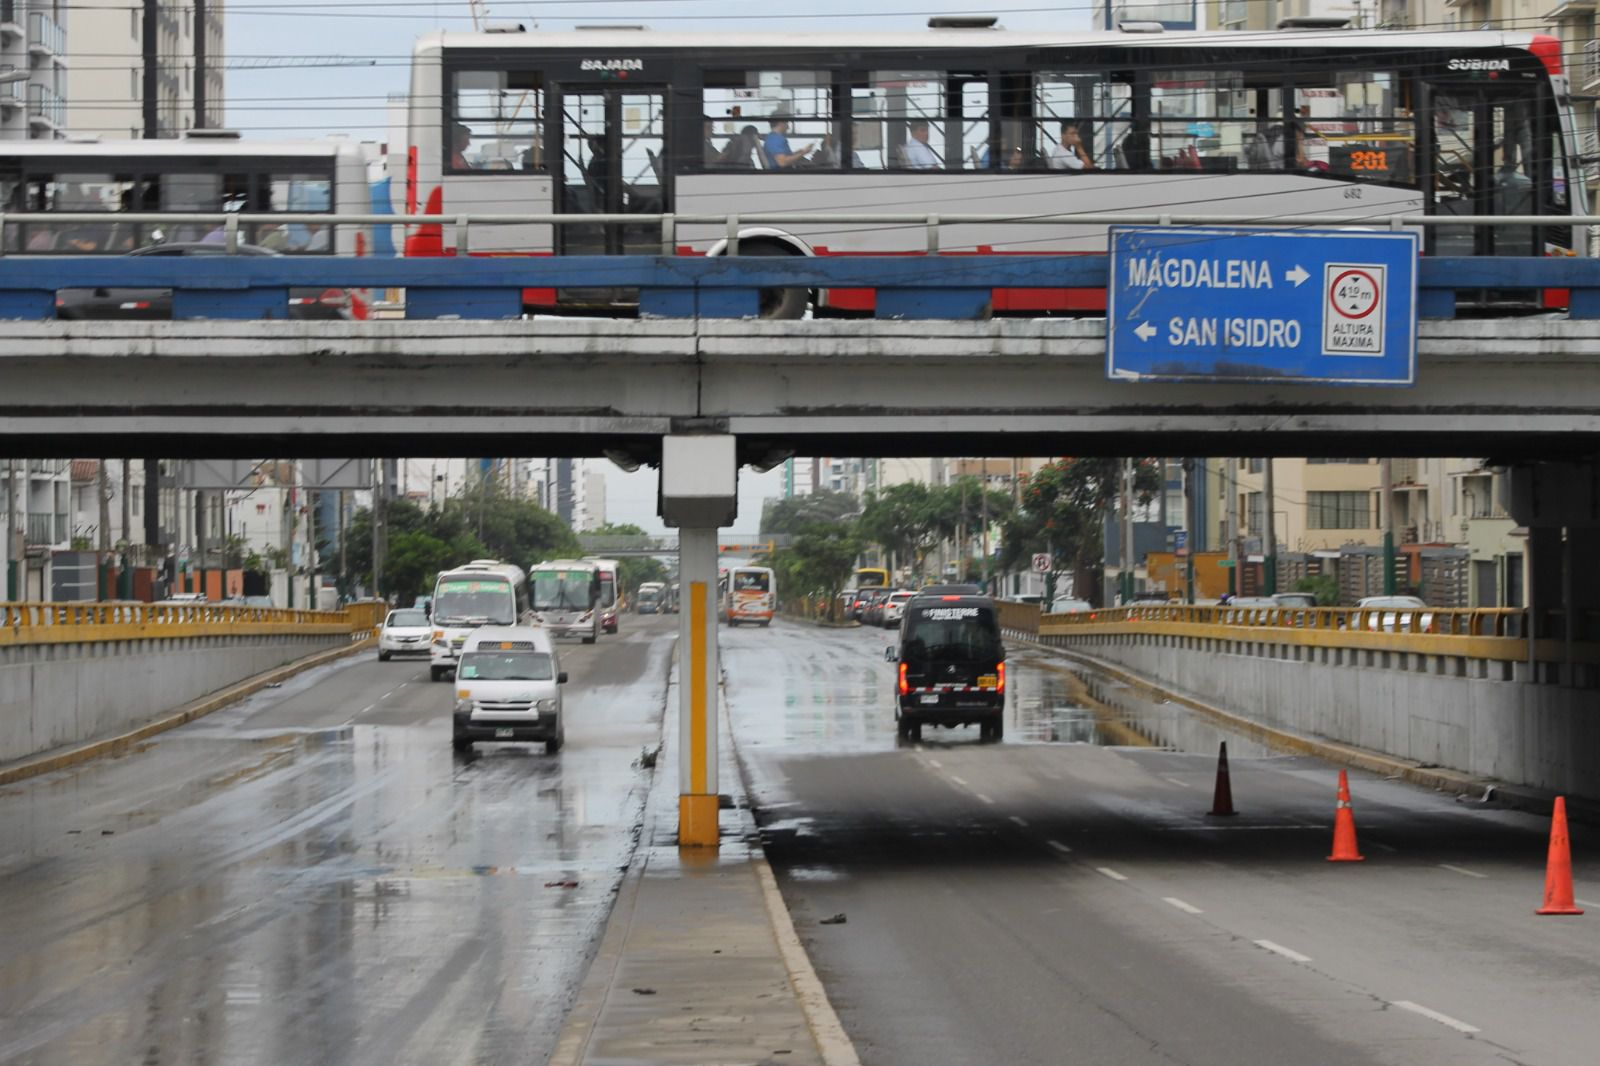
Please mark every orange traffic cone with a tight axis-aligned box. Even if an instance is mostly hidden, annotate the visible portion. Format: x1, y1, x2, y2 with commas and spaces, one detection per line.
1207, 741, 1237, 817
1327, 769, 1365, 862
1536, 796, 1584, 915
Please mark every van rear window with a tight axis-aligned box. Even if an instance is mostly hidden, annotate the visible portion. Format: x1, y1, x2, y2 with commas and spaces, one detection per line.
904, 604, 1001, 662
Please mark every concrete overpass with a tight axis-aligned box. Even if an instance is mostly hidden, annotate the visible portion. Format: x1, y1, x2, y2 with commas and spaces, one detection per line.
0, 253, 1598, 458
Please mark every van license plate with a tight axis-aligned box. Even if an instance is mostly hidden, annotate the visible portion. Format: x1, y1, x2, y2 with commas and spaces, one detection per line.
919, 694, 939, 705
495, 728, 514, 738
977, 675, 998, 689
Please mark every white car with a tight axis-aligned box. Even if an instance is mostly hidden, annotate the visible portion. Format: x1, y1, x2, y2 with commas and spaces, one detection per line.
378, 607, 433, 661
881, 590, 916, 627
1355, 595, 1434, 633
452, 626, 567, 753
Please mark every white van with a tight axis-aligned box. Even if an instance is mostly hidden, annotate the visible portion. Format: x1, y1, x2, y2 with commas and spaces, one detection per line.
452, 626, 567, 754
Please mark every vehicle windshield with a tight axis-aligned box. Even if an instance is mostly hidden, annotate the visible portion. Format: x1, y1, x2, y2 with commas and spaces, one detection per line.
432, 578, 516, 625
903, 604, 1002, 663
532, 570, 595, 610
734, 571, 771, 592
458, 651, 554, 681
599, 573, 617, 607
387, 610, 428, 627
638, 588, 660, 603
1361, 597, 1427, 608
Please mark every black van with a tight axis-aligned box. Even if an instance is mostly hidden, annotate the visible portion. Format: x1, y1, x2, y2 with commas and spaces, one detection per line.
886, 591, 1006, 742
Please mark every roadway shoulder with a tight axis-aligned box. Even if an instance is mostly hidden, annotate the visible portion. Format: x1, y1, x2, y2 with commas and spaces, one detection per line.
0, 636, 372, 787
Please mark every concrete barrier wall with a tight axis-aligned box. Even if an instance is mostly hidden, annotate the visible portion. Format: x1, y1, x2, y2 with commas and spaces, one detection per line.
1038, 633, 1600, 801
0, 633, 350, 764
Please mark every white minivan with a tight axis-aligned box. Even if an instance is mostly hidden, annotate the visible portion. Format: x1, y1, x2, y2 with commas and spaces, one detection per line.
451, 626, 567, 754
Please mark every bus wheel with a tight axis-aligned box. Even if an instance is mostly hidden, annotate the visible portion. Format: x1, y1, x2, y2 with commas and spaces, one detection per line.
743, 242, 808, 320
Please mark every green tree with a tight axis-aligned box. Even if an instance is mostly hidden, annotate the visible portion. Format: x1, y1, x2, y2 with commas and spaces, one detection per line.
586, 523, 672, 600
760, 490, 859, 536
998, 459, 1160, 606
1293, 573, 1339, 606
858, 482, 943, 580
787, 521, 861, 618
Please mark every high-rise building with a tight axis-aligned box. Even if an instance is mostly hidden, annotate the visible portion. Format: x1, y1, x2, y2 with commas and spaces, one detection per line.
0, 0, 69, 140
65, 0, 224, 138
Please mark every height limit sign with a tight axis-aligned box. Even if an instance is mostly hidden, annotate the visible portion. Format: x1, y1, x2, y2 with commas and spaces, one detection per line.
1324, 264, 1386, 356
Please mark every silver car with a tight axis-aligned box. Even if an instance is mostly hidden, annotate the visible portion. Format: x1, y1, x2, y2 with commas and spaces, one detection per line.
378, 607, 433, 661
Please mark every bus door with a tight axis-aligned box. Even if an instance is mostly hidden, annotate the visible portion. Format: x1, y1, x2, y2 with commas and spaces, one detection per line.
555, 85, 667, 256
1425, 82, 1557, 260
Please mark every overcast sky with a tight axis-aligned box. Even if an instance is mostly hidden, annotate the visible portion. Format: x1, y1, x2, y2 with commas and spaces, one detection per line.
225, 3, 1089, 535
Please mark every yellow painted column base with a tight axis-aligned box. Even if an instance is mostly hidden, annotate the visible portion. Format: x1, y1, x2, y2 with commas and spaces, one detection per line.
679, 794, 721, 848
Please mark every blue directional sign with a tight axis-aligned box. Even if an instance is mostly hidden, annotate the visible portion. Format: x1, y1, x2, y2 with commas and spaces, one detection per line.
1107, 226, 1419, 386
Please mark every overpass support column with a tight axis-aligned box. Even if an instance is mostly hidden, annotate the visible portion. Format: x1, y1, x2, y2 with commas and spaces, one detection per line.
1510, 462, 1600, 682
660, 434, 738, 848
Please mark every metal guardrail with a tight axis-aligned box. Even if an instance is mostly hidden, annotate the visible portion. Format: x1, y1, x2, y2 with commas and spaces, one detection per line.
0, 209, 1595, 257
0, 599, 386, 647
998, 600, 1600, 665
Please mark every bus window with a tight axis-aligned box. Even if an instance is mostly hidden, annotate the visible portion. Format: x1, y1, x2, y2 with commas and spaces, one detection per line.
958, 79, 990, 170
451, 69, 544, 173
1149, 69, 1249, 172
1292, 72, 1413, 183
702, 69, 834, 170
855, 71, 948, 170
260, 173, 334, 252
20, 174, 141, 252
1034, 72, 1131, 171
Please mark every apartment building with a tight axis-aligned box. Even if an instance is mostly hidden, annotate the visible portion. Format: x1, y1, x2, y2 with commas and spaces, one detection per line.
0, 1, 68, 140
65, 0, 223, 138
2, 458, 71, 599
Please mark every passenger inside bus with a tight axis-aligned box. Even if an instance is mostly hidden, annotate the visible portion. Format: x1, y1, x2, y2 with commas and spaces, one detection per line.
714, 126, 762, 168
1048, 123, 1094, 171
762, 115, 814, 168
451, 124, 474, 169
900, 120, 941, 169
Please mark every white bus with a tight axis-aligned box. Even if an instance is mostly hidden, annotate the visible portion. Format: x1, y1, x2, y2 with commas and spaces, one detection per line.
726, 566, 776, 627
636, 581, 666, 614
429, 559, 534, 681
529, 559, 602, 643
404, 24, 1583, 318
0, 134, 379, 317
585, 557, 622, 634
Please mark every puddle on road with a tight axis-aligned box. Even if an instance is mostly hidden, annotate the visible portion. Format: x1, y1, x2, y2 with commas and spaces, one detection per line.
1011, 656, 1275, 759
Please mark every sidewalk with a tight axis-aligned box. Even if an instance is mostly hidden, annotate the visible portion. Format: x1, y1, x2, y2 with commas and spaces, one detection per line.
549, 669, 855, 1066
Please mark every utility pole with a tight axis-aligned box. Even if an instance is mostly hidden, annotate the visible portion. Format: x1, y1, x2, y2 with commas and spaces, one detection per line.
1119, 457, 1135, 605
337, 489, 347, 602
97, 460, 111, 552
980, 464, 991, 593
1380, 457, 1396, 595
1225, 457, 1238, 598
194, 0, 207, 129
1182, 457, 1196, 604
6, 459, 16, 600
371, 458, 387, 601
1263, 456, 1278, 595
308, 489, 318, 610
142, 1, 159, 138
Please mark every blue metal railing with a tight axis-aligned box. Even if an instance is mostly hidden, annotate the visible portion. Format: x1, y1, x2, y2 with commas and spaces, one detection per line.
0, 252, 1596, 321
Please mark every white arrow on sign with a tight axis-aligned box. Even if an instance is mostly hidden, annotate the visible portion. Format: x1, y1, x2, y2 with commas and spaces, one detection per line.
1285, 265, 1310, 287
1134, 321, 1158, 341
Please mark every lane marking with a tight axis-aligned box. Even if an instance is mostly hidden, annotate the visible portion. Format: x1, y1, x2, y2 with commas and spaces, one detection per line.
1095, 866, 1128, 882
359, 704, 375, 715
1576, 898, 1600, 909
974, 793, 995, 805
1391, 1000, 1480, 1034
1009, 815, 1029, 827
1439, 863, 1488, 879
949, 775, 969, 786
1163, 897, 1203, 915
1047, 840, 1073, 855
1164, 776, 1192, 788
1253, 939, 1312, 963
927, 758, 943, 769
1367, 839, 1399, 853
752, 858, 863, 1066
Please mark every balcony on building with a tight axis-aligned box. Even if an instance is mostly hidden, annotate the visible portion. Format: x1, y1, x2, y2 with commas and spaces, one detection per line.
0, 0, 19, 39
27, 81, 62, 129
25, 10, 62, 56
0, 65, 20, 109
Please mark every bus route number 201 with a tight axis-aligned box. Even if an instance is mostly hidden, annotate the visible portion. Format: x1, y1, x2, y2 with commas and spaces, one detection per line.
1349, 150, 1389, 173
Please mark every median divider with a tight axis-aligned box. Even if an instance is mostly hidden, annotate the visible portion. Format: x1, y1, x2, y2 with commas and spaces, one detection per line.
549, 659, 857, 1066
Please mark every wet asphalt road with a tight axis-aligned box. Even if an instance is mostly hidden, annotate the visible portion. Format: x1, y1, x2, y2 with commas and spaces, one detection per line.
0, 615, 676, 1066
726, 619, 1600, 1066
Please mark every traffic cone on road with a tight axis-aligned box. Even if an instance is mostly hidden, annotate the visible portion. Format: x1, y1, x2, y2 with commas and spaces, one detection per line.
1536, 796, 1584, 915
1327, 769, 1365, 862
1207, 741, 1237, 817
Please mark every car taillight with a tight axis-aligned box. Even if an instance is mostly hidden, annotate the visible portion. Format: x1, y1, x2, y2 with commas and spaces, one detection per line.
996, 662, 1006, 693
898, 662, 908, 696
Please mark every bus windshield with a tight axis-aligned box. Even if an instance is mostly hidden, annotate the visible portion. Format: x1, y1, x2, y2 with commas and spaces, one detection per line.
733, 570, 770, 593
532, 570, 595, 610
432, 578, 516, 625
458, 650, 554, 681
